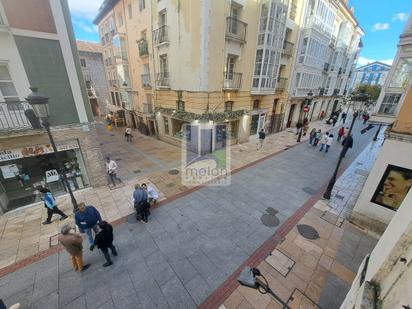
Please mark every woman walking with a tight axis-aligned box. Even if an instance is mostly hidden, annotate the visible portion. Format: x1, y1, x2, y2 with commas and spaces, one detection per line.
313, 129, 322, 147
94, 221, 118, 267
309, 128, 317, 145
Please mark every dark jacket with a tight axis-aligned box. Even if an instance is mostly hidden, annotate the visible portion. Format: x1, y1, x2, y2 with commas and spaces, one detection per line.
94, 224, 114, 250
258, 131, 266, 140
343, 136, 353, 148
75, 206, 102, 232
133, 189, 147, 206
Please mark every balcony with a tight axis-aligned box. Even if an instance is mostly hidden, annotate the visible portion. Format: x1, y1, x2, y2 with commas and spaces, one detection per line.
153, 26, 168, 46
156, 72, 170, 87
329, 36, 336, 48
109, 80, 119, 87
141, 74, 151, 88
333, 88, 340, 96
0, 101, 40, 132
282, 41, 294, 57
319, 88, 325, 96
323, 63, 330, 72
338, 67, 342, 75
276, 77, 288, 91
143, 103, 153, 114
137, 39, 149, 57
225, 17, 247, 44
223, 72, 242, 90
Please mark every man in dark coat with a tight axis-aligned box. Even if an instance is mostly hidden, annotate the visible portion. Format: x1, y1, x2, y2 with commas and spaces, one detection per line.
342, 134, 353, 157
94, 221, 117, 267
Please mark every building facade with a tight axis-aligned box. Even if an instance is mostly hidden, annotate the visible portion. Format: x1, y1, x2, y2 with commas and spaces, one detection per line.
0, 0, 106, 214
284, 0, 363, 129
351, 61, 391, 90
76, 40, 111, 117
94, 0, 362, 146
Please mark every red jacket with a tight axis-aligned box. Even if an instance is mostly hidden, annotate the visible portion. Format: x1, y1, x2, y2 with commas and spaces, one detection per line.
338, 127, 345, 136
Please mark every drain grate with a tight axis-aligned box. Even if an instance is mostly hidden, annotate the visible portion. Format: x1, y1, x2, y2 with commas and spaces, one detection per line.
265, 249, 295, 277
133, 170, 141, 174
303, 187, 318, 195
49, 234, 60, 248
335, 194, 345, 200
266, 207, 278, 216
297, 224, 320, 240
261, 208, 280, 227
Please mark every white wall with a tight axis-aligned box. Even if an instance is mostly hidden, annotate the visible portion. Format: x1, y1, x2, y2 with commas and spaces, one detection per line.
351, 138, 412, 231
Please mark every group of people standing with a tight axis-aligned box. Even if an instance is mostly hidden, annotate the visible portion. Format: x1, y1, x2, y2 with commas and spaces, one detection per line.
132, 183, 158, 222
308, 125, 353, 156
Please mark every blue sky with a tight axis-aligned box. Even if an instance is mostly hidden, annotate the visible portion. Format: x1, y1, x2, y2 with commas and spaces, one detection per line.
68, 0, 411, 66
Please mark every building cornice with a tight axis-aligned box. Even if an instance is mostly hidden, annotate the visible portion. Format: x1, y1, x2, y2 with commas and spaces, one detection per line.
93, 0, 119, 25
385, 130, 412, 143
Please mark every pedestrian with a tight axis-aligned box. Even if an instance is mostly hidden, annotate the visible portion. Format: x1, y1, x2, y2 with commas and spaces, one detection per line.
313, 129, 322, 147
125, 127, 132, 142
40, 187, 68, 225
337, 126, 345, 142
342, 134, 354, 157
133, 184, 149, 222
75, 202, 102, 251
309, 128, 317, 145
341, 112, 347, 123
257, 129, 266, 150
319, 110, 325, 120
319, 132, 329, 152
141, 183, 159, 205
332, 115, 338, 127
362, 113, 369, 124
94, 221, 118, 267
296, 121, 303, 135
58, 224, 90, 272
325, 134, 334, 153
302, 118, 309, 136
106, 157, 123, 187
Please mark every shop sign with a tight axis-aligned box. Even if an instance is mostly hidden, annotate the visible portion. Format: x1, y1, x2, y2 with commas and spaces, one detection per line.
0, 140, 79, 162
45, 169, 60, 183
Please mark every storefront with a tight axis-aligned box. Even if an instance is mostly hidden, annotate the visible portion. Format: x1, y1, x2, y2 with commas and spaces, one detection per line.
0, 140, 90, 213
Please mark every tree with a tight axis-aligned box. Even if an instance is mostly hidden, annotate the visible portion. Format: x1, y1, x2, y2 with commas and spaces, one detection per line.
352, 84, 381, 102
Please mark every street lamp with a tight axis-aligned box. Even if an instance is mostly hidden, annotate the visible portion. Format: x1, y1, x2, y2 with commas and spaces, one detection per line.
323, 91, 369, 200
26, 87, 78, 211
297, 90, 313, 142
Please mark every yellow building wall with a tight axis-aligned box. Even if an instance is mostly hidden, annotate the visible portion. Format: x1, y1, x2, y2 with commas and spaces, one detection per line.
392, 85, 412, 134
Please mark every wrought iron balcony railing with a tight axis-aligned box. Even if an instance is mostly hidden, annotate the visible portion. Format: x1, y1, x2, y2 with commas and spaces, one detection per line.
282, 41, 294, 57
276, 77, 288, 91
141, 74, 151, 88
138, 39, 149, 56
225, 17, 247, 43
156, 72, 170, 87
109, 79, 118, 87
223, 72, 242, 90
0, 101, 40, 131
153, 25, 168, 45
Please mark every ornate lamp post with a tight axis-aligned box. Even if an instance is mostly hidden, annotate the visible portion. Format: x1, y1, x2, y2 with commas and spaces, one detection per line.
323, 91, 369, 200
26, 87, 78, 210
297, 90, 313, 142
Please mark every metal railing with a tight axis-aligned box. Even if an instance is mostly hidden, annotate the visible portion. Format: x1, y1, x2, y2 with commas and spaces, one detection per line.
141, 74, 151, 88
109, 80, 118, 87
225, 17, 247, 43
0, 101, 36, 131
138, 39, 149, 56
156, 72, 170, 87
143, 103, 153, 114
153, 25, 168, 45
319, 88, 325, 96
276, 77, 288, 91
323, 62, 330, 71
282, 41, 294, 57
223, 72, 242, 90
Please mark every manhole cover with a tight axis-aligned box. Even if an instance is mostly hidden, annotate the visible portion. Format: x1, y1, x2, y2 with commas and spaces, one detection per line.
166, 183, 176, 188
133, 170, 141, 174
168, 169, 179, 175
297, 224, 320, 240
302, 187, 317, 195
261, 214, 280, 227
335, 194, 344, 200
266, 207, 278, 216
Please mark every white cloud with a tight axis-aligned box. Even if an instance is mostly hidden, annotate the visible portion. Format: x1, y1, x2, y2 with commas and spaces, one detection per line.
72, 19, 98, 33
372, 22, 390, 31
392, 12, 409, 22
357, 56, 393, 67
67, 0, 104, 19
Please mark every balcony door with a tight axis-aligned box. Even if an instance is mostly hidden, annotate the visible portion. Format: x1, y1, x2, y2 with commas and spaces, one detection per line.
229, 5, 239, 34
226, 55, 236, 79
160, 55, 168, 74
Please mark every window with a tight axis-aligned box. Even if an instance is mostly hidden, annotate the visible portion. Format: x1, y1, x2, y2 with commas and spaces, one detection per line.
118, 14, 123, 27
378, 94, 402, 115
253, 100, 260, 110
159, 10, 167, 26
139, 0, 145, 11
128, 4, 132, 19
80, 59, 86, 67
177, 100, 185, 111
164, 117, 169, 135
225, 101, 233, 112
159, 54, 168, 73
389, 57, 412, 89
0, 65, 19, 102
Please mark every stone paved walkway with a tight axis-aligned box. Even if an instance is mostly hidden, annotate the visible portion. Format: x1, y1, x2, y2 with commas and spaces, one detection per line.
215, 131, 383, 309
0, 118, 378, 308
0, 119, 336, 269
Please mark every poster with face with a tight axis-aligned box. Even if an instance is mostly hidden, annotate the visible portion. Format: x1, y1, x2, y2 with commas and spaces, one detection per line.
371, 165, 412, 210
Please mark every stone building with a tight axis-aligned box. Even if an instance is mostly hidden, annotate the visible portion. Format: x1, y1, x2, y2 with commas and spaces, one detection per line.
76, 40, 111, 117
350, 61, 391, 90
0, 0, 106, 214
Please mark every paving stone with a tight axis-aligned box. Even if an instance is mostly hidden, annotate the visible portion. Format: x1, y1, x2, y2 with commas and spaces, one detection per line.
160, 276, 197, 309
32, 291, 59, 309
62, 295, 86, 309
184, 274, 211, 305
